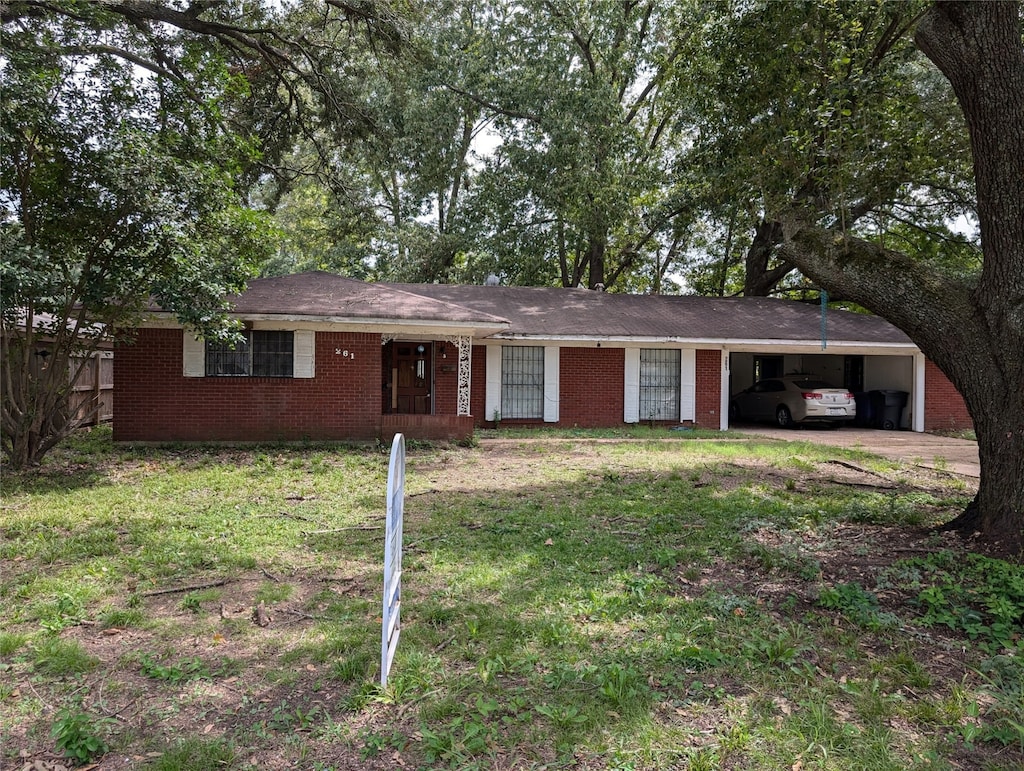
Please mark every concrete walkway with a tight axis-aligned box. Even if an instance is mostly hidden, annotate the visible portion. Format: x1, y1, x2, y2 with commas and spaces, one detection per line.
732, 426, 980, 478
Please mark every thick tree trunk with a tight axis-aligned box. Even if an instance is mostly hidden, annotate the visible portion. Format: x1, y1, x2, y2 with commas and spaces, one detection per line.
777, 223, 1024, 552
586, 232, 607, 289
743, 219, 792, 296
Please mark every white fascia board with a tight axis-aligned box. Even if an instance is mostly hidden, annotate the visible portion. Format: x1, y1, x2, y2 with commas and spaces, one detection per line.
487, 333, 918, 353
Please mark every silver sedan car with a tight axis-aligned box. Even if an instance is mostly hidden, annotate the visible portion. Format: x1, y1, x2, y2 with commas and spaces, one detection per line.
730, 376, 856, 428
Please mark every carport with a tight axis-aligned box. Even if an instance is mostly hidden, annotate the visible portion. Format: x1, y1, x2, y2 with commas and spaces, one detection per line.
720, 344, 926, 432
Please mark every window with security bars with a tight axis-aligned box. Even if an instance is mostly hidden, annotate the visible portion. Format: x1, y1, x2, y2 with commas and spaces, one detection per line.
501, 346, 544, 419
639, 349, 680, 421
205, 331, 294, 377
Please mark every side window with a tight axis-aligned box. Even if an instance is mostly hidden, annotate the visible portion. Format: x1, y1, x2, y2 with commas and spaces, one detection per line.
501, 346, 544, 419
253, 331, 294, 377
205, 331, 295, 378
206, 333, 251, 376
639, 349, 681, 421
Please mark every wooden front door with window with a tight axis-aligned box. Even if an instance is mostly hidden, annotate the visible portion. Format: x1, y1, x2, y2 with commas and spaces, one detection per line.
387, 343, 432, 414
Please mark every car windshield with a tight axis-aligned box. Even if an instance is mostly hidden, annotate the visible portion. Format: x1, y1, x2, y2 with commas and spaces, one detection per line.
791, 379, 837, 389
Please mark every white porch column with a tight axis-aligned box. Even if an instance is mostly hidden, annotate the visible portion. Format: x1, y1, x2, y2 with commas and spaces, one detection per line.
720, 349, 730, 431
623, 348, 640, 423
680, 349, 696, 422
485, 345, 502, 422
912, 352, 926, 433
445, 336, 473, 417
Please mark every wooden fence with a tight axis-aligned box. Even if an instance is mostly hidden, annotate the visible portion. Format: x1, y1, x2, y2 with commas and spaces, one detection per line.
70, 351, 114, 425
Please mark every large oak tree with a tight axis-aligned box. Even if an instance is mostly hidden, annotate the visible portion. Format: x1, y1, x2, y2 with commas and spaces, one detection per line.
776, 1, 1023, 552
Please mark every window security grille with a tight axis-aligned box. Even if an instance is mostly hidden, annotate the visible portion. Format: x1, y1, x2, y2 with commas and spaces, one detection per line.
205, 331, 294, 377
501, 346, 544, 419
252, 331, 293, 377
639, 349, 681, 421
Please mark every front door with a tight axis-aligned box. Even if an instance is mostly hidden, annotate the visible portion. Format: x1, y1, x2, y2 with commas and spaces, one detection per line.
392, 343, 432, 414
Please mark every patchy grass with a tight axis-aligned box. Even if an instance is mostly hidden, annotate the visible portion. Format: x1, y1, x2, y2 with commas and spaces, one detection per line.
1, 425, 1021, 770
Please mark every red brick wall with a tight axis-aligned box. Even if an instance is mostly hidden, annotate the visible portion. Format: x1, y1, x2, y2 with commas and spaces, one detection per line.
114, 328, 382, 442
433, 344, 459, 416
924, 360, 973, 431
471, 345, 721, 430
560, 347, 625, 427
694, 349, 722, 429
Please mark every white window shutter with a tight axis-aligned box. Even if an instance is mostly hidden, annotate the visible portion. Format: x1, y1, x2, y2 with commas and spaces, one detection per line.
293, 330, 315, 378
485, 346, 502, 421
543, 346, 559, 423
182, 331, 205, 377
681, 348, 696, 422
624, 348, 640, 423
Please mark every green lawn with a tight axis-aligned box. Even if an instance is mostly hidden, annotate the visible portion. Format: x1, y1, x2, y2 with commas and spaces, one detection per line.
1, 427, 1021, 770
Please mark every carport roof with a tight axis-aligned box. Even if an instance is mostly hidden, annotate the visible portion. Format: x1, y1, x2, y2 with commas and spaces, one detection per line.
390, 283, 914, 344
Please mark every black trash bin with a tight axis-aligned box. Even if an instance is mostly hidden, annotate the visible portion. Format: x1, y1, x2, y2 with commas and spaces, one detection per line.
869, 389, 908, 430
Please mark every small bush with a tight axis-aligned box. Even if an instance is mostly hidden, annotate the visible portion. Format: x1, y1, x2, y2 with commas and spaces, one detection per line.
52, 708, 111, 764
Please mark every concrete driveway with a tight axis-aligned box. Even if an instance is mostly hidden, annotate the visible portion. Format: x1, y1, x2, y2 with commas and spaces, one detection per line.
731, 425, 980, 478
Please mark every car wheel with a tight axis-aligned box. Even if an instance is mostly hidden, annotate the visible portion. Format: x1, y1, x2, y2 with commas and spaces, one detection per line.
729, 401, 741, 421
775, 405, 794, 428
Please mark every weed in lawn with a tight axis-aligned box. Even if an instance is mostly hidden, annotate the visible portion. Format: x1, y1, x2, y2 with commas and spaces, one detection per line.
37, 591, 86, 632
595, 662, 647, 710
267, 700, 323, 731
51, 708, 113, 764
669, 641, 728, 671
817, 581, 899, 631
139, 653, 210, 684
99, 607, 145, 629
329, 651, 373, 683
0, 631, 27, 657
891, 552, 1024, 652
32, 637, 99, 676
537, 618, 575, 648
255, 581, 294, 604
338, 681, 380, 712
359, 729, 406, 759
871, 648, 933, 690
976, 653, 1024, 748
420, 694, 501, 768
140, 737, 236, 770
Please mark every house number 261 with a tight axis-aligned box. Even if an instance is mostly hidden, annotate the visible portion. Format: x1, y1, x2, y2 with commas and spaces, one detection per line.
336, 349, 355, 359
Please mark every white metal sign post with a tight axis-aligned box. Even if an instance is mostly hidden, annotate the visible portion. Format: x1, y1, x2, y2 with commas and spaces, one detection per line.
380, 433, 405, 688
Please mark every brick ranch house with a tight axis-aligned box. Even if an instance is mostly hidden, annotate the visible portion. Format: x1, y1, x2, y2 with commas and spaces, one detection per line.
114, 271, 971, 444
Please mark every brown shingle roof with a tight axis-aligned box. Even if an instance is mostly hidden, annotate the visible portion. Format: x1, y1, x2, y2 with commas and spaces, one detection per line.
151, 272, 910, 345
390, 284, 913, 344
221, 272, 508, 326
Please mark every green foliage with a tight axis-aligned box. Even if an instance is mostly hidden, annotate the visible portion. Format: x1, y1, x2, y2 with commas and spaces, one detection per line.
51, 708, 111, 764
889, 552, 1024, 652
683, 0, 976, 295
0, 36, 276, 468
141, 738, 236, 771
32, 637, 99, 676
139, 653, 210, 684
419, 694, 501, 767
975, 653, 1024, 748
0, 631, 28, 657
817, 582, 898, 631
